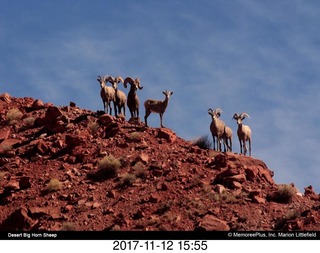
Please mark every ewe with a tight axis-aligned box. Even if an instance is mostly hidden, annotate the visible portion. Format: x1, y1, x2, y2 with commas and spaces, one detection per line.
233, 112, 252, 156
97, 75, 115, 115
108, 76, 127, 117
144, 90, 173, 128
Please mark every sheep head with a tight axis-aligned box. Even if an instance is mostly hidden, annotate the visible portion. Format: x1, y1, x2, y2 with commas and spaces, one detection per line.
97, 75, 110, 88
163, 90, 173, 98
233, 112, 250, 125
208, 108, 222, 119
123, 77, 143, 90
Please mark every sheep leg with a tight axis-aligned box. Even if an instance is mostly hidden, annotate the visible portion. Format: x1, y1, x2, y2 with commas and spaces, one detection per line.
109, 103, 113, 116
144, 110, 151, 127
212, 135, 216, 151
103, 101, 106, 113
217, 137, 221, 152
243, 140, 247, 156
160, 113, 164, 128
229, 138, 232, 152
239, 139, 243, 154
113, 101, 117, 117
248, 139, 251, 156
222, 137, 227, 152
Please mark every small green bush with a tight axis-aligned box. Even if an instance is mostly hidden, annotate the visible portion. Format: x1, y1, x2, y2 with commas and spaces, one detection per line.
0, 172, 6, 182
193, 135, 212, 149
60, 222, 76, 231
213, 190, 239, 203
88, 121, 99, 135
275, 184, 296, 203
98, 155, 121, 178
119, 173, 136, 187
133, 162, 147, 179
275, 209, 300, 229
6, 108, 23, 122
47, 178, 63, 192
23, 117, 36, 128
128, 132, 142, 142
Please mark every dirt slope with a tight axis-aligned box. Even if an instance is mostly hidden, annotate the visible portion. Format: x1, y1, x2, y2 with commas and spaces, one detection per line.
0, 92, 320, 231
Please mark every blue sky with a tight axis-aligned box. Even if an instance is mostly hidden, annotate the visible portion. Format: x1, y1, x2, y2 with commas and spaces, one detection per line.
1, 0, 320, 193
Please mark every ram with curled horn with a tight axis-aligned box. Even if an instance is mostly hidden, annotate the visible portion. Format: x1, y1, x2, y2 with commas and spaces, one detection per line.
123, 77, 143, 118
233, 112, 252, 156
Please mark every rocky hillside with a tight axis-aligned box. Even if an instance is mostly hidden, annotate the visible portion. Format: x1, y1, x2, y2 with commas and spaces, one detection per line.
0, 92, 320, 231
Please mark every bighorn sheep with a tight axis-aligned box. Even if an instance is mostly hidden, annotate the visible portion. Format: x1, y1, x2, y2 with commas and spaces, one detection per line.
107, 76, 126, 117
144, 90, 173, 128
208, 108, 225, 152
233, 113, 251, 156
97, 75, 115, 115
123, 77, 143, 118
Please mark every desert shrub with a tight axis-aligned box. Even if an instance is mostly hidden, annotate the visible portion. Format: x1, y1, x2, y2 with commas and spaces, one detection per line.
0, 144, 12, 152
213, 190, 239, 204
193, 135, 212, 149
88, 121, 99, 135
0, 172, 6, 182
119, 173, 137, 187
133, 162, 147, 179
23, 117, 35, 128
268, 184, 295, 203
6, 108, 23, 122
60, 222, 76, 231
277, 184, 295, 202
128, 132, 142, 142
98, 155, 121, 178
47, 178, 63, 192
275, 209, 300, 229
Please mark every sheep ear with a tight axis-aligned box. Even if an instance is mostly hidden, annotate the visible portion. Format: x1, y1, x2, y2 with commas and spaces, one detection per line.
170, 91, 173, 95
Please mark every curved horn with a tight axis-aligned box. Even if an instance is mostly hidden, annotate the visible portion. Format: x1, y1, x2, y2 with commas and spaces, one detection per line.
240, 112, 250, 119
103, 75, 112, 82
123, 77, 134, 88
106, 76, 115, 83
115, 76, 124, 83
215, 108, 222, 116
208, 108, 214, 115
136, 78, 143, 90
233, 113, 239, 120
97, 75, 102, 81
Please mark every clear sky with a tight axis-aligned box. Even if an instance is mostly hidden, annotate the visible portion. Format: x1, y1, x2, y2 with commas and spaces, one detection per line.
1, 0, 320, 193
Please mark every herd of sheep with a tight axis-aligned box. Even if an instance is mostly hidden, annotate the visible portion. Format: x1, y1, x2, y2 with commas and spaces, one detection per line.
97, 75, 251, 156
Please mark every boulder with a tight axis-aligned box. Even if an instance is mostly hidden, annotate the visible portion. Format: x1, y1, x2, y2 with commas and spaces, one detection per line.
156, 128, 177, 143
196, 215, 230, 231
